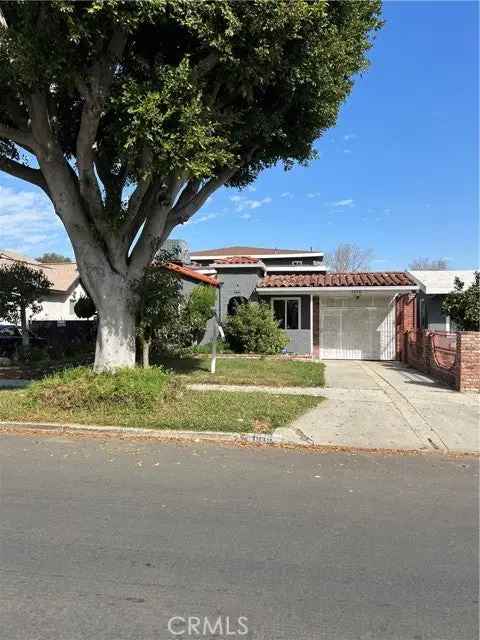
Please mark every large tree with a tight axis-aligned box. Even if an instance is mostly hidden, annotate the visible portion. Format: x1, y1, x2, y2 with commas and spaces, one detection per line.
0, 1, 382, 370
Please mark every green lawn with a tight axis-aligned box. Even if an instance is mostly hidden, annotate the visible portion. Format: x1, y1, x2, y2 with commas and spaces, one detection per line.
157, 355, 325, 387
0, 387, 322, 433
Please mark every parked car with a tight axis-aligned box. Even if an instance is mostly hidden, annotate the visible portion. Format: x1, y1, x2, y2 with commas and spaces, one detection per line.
0, 324, 46, 356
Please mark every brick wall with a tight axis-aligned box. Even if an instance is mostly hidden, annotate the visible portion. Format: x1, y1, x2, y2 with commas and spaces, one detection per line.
403, 329, 479, 391
456, 332, 480, 392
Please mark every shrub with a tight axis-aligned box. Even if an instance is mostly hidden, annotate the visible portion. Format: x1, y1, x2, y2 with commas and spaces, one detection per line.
182, 285, 217, 344
23, 346, 50, 364
74, 295, 96, 319
224, 302, 289, 354
442, 272, 480, 331
30, 366, 173, 411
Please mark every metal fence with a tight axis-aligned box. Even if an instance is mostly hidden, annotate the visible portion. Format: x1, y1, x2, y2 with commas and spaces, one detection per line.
431, 331, 457, 370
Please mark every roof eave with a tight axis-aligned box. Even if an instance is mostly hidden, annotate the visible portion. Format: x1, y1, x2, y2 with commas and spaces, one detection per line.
256, 285, 419, 294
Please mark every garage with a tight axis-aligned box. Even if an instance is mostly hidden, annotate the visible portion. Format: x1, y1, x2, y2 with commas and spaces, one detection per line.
319, 295, 396, 360
256, 271, 418, 361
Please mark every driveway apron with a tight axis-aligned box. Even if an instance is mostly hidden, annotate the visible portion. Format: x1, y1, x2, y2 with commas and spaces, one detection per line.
284, 361, 479, 454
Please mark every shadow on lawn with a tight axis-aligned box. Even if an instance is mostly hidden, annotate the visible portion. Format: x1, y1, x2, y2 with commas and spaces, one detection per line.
153, 355, 210, 375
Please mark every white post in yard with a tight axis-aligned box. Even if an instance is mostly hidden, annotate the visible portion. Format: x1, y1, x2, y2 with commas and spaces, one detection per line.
210, 315, 218, 374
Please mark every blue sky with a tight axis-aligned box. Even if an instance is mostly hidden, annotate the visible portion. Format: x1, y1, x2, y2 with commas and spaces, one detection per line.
1, 1, 478, 270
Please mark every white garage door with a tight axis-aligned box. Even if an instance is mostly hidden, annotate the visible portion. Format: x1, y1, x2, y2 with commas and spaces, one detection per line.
319, 296, 395, 360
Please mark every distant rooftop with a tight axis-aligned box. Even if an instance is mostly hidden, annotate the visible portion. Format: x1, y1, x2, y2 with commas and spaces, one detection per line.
408, 270, 477, 294
0, 250, 79, 293
191, 246, 322, 257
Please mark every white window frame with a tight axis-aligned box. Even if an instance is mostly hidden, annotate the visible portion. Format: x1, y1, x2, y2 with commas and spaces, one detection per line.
270, 297, 301, 330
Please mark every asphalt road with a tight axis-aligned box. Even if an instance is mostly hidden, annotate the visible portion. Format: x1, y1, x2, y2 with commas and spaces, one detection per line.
0, 433, 478, 640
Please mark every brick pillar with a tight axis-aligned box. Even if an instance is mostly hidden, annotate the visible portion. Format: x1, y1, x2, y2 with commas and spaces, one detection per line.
456, 332, 480, 392
424, 331, 433, 372
396, 294, 416, 360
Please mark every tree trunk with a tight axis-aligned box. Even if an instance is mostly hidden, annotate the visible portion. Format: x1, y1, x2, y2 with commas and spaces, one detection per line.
93, 287, 136, 372
141, 337, 151, 369
20, 305, 30, 350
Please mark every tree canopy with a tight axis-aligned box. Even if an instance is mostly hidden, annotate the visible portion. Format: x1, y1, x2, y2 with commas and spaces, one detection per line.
324, 243, 374, 272
36, 252, 72, 263
0, 0, 382, 369
409, 258, 449, 271
0, 262, 52, 347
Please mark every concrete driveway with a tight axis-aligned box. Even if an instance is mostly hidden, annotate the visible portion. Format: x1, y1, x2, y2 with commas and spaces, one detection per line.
288, 361, 479, 454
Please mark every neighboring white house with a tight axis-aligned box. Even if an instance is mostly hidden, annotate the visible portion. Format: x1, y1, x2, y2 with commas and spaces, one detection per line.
408, 270, 477, 331
0, 249, 220, 325
0, 250, 86, 322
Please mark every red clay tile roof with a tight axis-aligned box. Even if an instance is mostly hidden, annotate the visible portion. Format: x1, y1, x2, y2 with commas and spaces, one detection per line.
258, 272, 416, 288
165, 262, 219, 287
214, 256, 262, 265
192, 246, 319, 256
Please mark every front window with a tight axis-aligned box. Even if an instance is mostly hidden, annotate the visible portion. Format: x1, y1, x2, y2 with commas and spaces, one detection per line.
272, 298, 299, 330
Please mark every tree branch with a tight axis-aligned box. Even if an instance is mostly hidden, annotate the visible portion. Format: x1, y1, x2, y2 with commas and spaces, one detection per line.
0, 156, 49, 194
170, 167, 238, 225
127, 172, 186, 278
0, 123, 36, 151
76, 27, 128, 221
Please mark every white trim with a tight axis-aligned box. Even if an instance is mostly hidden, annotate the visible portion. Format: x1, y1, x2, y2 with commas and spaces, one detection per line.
445, 315, 451, 332
257, 285, 419, 294
309, 294, 313, 355
270, 296, 301, 331
191, 252, 323, 260
265, 265, 327, 273
196, 268, 217, 275
212, 262, 265, 270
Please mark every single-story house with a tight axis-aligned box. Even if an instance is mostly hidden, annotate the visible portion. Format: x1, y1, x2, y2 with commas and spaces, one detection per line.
407, 270, 476, 331
0, 250, 83, 321
189, 245, 419, 360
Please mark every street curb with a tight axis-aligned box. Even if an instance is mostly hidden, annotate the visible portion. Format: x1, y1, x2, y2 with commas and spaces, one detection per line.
0, 420, 275, 445
0, 420, 478, 457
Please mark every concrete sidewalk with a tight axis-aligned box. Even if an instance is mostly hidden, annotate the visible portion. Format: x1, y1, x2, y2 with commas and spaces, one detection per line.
279, 361, 479, 454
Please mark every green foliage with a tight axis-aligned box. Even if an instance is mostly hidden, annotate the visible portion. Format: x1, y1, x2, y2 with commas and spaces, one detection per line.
158, 354, 326, 388
132, 250, 184, 365
35, 252, 72, 263
74, 295, 96, 319
182, 285, 217, 344
225, 302, 289, 354
0, 1, 382, 189
0, 1, 382, 370
30, 365, 172, 411
441, 273, 480, 331
23, 346, 50, 365
0, 262, 52, 324
0, 384, 322, 433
